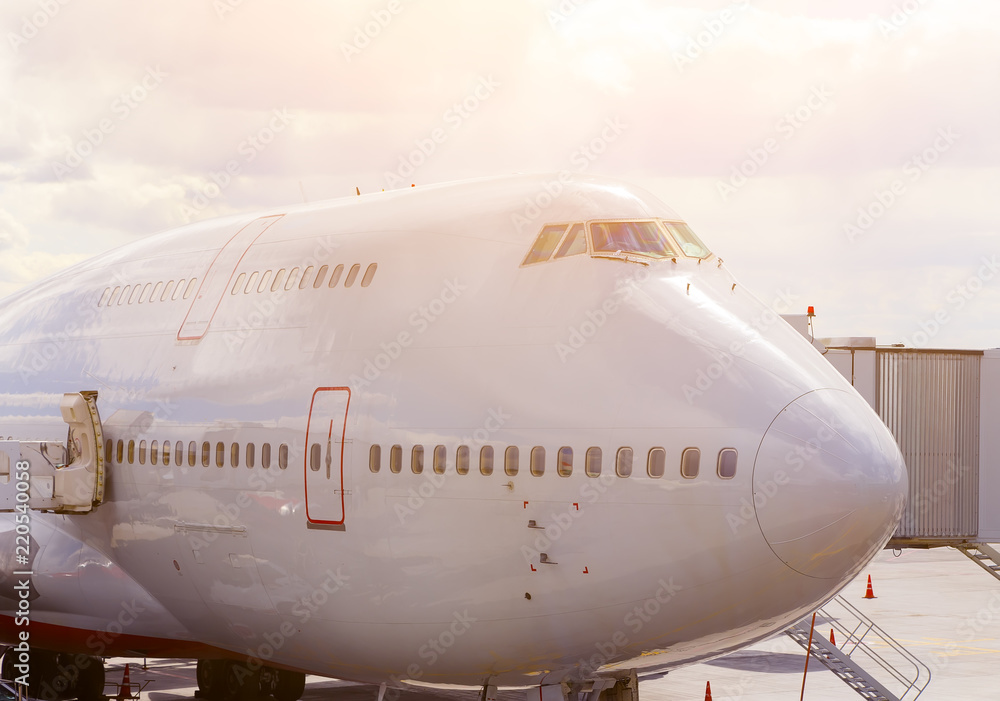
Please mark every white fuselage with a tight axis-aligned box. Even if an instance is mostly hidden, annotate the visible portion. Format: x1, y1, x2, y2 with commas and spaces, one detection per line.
0, 174, 906, 688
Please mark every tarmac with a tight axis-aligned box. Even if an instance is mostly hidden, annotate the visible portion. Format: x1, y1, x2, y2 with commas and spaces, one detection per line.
108, 547, 1000, 701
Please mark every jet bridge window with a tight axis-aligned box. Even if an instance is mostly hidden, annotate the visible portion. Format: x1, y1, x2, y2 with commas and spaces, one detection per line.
522, 224, 570, 265
591, 221, 677, 259
661, 221, 711, 259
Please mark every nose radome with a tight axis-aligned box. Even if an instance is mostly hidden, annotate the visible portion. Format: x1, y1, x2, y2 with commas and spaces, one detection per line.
753, 389, 907, 580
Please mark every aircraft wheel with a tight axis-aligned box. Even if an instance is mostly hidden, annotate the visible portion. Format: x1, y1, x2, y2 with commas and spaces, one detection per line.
272, 670, 305, 701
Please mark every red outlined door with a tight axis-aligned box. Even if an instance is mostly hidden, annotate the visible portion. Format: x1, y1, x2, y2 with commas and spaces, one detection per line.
304, 387, 350, 525
177, 214, 284, 341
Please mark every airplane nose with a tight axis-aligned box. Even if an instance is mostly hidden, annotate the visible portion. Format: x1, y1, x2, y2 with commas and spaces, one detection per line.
752, 389, 907, 580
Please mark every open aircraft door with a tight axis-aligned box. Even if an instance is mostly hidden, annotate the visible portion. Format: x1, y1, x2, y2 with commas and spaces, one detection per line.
304, 387, 350, 526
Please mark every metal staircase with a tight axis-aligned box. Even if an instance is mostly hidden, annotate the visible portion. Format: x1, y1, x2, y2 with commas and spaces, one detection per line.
784, 595, 931, 701
954, 543, 1000, 582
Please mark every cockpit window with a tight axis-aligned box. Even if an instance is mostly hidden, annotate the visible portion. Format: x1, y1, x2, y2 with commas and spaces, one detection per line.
554, 223, 587, 259
590, 221, 677, 259
662, 221, 711, 258
522, 224, 568, 265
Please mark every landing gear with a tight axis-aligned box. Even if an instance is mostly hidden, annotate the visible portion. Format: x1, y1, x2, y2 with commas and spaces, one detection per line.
0, 648, 104, 701
196, 660, 305, 701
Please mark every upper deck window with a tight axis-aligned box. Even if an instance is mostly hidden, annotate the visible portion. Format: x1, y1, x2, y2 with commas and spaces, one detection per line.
591, 221, 677, 259
522, 224, 568, 265
661, 221, 711, 259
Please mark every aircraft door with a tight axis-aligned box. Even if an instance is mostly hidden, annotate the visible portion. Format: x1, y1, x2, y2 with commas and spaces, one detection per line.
304, 387, 350, 526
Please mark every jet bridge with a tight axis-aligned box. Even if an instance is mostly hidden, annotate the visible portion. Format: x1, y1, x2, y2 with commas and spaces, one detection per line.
0, 391, 106, 514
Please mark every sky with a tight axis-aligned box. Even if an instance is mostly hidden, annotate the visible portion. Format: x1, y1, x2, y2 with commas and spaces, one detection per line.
1, 0, 998, 348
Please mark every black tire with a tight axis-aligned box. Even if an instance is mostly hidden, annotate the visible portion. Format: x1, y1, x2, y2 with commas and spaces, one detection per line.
272, 671, 305, 701
74, 657, 105, 701
224, 662, 260, 701
197, 660, 227, 701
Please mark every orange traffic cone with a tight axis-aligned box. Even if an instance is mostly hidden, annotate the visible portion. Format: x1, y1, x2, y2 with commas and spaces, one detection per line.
704, 680, 712, 701
863, 575, 876, 599
829, 629, 836, 646
116, 664, 133, 701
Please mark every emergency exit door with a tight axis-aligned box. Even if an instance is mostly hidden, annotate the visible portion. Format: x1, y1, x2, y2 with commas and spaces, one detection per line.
304, 387, 351, 526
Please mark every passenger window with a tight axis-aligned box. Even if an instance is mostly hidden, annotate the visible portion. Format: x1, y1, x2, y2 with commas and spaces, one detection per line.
390, 444, 402, 473
433, 445, 446, 474
231, 442, 240, 468
361, 263, 377, 287
161, 281, 175, 301
172, 279, 186, 301
314, 265, 329, 288
530, 447, 545, 477
128, 440, 135, 464
411, 446, 424, 474
257, 270, 273, 293
616, 447, 633, 477
150, 440, 158, 466
150, 281, 163, 302
128, 285, 141, 304
504, 446, 519, 476
299, 266, 314, 289
310, 443, 321, 471
522, 224, 568, 265
585, 447, 602, 477
328, 264, 344, 288
278, 443, 288, 469
369, 445, 381, 473
118, 286, 130, 306
345, 264, 361, 287
680, 447, 700, 479
648, 448, 665, 478
661, 221, 711, 259
285, 268, 300, 290
184, 278, 198, 299
99, 288, 112, 307
138, 440, 147, 465
216, 442, 225, 468
456, 445, 470, 475
718, 448, 738, 479
554, 223, 587, 258
187, 441, 196, 467
271, 269, 286, 292
138, 283, 153, 304
201, 441, 210, 467
261, 443, 271, 469
246, 442, 255, 468
557, 447, 573, 477
480, 446, 494, 476
105, 438, 112, 464
109, 286, 121, 306
244, 272, 259, 294
116, 440, 124, 464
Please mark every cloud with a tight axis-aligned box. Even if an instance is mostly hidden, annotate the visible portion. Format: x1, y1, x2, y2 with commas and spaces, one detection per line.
0, 209, 27, 250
